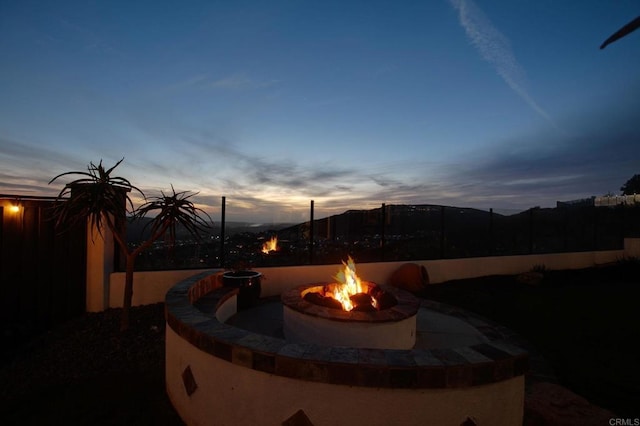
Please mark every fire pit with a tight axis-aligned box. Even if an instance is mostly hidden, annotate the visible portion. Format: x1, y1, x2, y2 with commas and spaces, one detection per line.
281, 257, 419, 349
165, 263, 529, 426
282, 282, 419, 349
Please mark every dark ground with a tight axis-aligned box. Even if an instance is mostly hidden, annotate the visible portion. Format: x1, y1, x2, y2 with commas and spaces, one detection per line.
1, 262, 638, 425
0, 303, 183, 425
421, 261, 640, 420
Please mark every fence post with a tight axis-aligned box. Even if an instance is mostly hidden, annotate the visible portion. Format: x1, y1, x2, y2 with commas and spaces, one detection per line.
562, 207, 568, 252
220, 196, 226, 268
592, 206, 598, 250
380, 203, 386, 261
529, 208, 534, 254
440, 205, 446, 258
486, 208, 493, 256
620, 204, 625, 243
309, 200, 314, 265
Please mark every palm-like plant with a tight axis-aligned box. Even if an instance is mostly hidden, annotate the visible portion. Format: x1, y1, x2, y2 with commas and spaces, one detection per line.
136, 185, 212, 250
125, 187, 212, 324
50, 159, 212, 330
50, 158, 142, 239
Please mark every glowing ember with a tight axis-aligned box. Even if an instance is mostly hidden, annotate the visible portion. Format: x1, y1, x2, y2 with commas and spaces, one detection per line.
261, 236, 278, 254
325, 256, 375, 311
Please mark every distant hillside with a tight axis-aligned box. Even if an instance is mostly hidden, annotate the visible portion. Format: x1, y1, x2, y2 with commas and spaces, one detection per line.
125, 203, 514, 243
125, 217, 295, 243
277, 204, 505, 239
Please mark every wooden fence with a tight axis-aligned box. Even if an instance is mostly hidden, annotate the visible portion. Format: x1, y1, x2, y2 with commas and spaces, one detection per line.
0, 196, 86, 357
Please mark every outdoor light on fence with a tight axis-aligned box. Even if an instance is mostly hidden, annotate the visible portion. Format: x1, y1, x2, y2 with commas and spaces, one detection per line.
9, 201, 20, 213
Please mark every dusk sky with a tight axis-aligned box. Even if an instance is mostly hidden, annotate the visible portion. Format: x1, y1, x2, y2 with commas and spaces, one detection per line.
2, 1, 639, 223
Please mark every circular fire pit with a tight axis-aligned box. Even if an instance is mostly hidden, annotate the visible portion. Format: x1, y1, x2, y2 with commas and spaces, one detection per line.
282, 282, 420, 349
165, 269, 529, 426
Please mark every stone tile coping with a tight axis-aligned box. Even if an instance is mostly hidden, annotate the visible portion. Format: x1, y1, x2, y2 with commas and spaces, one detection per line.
166, 270, 529, 389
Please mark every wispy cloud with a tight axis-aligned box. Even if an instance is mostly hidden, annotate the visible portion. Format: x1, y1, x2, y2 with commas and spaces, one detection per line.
183, 136, 359, 192
0, 137, 88, 195
164, 72, 279, 93
436, 97, 640, 207
207, 73, 279, 90
57, 17, 120, 56
449, 0, 555, 126
303, 95, 353, 108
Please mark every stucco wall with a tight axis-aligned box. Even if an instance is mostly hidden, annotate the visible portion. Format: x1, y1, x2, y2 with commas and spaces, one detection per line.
166, 326, 524, 426
85, 223, 115, 312
100, 238, 639, 310
107, 269, 218, 310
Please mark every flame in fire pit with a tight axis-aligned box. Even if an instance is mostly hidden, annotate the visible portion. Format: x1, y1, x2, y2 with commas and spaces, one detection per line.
326, 256, 368, 311
301, 257, 394, 312
261, 236, 278, 254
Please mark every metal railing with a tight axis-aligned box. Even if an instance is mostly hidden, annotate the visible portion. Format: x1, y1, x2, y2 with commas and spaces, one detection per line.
131, 198, 640, 271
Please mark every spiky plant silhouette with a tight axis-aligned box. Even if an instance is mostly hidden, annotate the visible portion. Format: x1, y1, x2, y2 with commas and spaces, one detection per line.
50, 158, 141, 238
600, 16, 640, 49
50, 159, 211, 330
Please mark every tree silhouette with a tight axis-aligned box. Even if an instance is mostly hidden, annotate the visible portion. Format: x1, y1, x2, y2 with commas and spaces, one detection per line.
620, 174, 640, 195
50, 159, 211, 330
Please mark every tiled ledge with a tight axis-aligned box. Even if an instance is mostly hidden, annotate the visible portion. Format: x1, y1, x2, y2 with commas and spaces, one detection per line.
165, 270, 528, 389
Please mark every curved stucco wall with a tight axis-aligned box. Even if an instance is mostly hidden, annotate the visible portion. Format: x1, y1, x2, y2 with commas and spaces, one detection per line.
166, 325, 524, 426
165, 271, 528, 425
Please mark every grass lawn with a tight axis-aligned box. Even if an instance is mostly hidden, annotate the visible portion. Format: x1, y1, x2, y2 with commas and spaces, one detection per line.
421, 262, 640, 418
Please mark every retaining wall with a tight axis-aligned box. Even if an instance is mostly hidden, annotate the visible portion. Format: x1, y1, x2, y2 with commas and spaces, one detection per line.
99, 238, 640, 311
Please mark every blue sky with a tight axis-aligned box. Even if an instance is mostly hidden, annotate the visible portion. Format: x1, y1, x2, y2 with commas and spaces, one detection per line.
1, 0, 639, 223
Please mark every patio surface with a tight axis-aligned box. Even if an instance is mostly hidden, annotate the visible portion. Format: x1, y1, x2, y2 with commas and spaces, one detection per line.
2, 264, 635, 425
226, 296, 491, 350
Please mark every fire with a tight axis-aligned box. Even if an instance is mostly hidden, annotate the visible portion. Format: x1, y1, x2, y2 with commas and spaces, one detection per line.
326, 256, 365, 311
261, 236, 278, 254
302, 257, 391, 312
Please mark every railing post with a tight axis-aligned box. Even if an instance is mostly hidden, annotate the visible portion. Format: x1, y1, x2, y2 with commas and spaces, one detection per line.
489, 208, 494, 256
562, 207, 568, 252
529, 208, 534, 254
440, 205, 446, 258
380, 203, 386, 261
620, 204, 625, 244
309, 200, 314, 265
220, 196, 226, 268
592, 206, 598, 250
